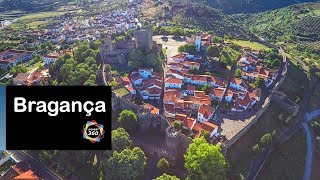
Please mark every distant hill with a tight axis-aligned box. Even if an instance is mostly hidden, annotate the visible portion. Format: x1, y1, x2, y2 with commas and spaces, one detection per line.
140, 0, 251, 38
193, 0, 319, 14
0, 0, 75, 12
234, 2, 320, 42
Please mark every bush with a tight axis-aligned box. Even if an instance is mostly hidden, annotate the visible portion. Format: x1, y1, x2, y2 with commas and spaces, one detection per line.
157, 158, 169, 173
172, 120, 182, 130
252, 144, 260, 154
118, 110, 138, 132
260, 133, 273, 147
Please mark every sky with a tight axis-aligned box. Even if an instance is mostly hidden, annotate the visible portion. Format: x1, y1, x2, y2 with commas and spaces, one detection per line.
0, 86, 5, 150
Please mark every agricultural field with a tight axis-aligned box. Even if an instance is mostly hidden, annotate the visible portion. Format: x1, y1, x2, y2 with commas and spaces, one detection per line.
296, 16, 320, 36
18, 11, 66, 21
257, 131, 306, 180
230, 40, 271, 51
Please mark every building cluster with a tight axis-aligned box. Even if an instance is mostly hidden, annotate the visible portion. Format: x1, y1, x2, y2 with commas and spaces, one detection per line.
188, 34, 213, 52
12, 8, 139, 48
130, 68, 163, 100
238, 49, 277, 88
90, 8, 140, 32
0, 161, 39, 180
42, 49, 75, 66
0, 50, 34, 69
13, 69, 49, 86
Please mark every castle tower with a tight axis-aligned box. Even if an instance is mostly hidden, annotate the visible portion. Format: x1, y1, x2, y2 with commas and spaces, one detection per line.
134, 28, 153, 50
195, 35, 201, 52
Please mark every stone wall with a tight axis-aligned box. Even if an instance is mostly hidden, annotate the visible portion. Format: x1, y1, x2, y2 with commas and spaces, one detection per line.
224, 62, 289, 151
112, 93, 170, 131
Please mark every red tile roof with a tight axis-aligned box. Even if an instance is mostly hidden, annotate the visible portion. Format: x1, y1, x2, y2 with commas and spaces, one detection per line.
13, 170, 39, 180
172, 53, 187, 59
237, 92, 252, 108
164, 91, 180, 103
198, 104, 215, 119
194, 91, 207, 97
209, 88, 225, 99
165, 77, 182, 84
202, 122, 218, 132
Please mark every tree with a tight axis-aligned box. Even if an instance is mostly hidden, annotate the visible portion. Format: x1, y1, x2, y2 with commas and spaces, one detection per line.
252, 144, 260, 154
200, 130, 211, 142
104, 147, 147, 180
315, 72, 320, 80
271, 59, 280, 68
172, 120, 182, 130
206, 45, 220, 58
201, 84, 211, 93
271, 129, 277, 138
157, 158, 169, 174
235, 68, 242, 78
112, 127, 132, 152
254, 77, 265, 88
260, 133, 273, 147
184, 137, 227, 180
118, 110, 138, 132
155, 173, 180, 180
178, 44, 196, 54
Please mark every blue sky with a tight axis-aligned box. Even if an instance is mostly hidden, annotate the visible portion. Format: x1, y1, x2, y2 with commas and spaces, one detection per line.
0, 86, 5, 150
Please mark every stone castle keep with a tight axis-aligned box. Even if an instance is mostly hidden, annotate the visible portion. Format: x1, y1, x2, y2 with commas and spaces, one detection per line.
133, 28, 153, 50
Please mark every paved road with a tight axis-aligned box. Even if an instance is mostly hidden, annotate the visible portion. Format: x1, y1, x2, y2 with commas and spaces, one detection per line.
303, 123, 313, 180
6, 150, 64, 180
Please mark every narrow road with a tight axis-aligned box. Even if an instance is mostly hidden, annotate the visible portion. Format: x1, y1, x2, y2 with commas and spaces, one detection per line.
6, 150, 64, 180
246, 72, 310, 180
303, 123, 313, 180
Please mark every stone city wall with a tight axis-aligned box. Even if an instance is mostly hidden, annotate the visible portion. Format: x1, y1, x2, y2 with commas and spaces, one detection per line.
224, 63, 288, 151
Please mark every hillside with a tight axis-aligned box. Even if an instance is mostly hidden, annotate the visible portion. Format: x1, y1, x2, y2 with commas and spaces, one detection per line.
140, 0, 250, 38
192, 0, 319, 14
234, 2, 320, 68
0, 0, 76, 12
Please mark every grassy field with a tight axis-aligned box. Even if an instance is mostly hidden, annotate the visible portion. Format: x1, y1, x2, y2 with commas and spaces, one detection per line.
27, 62, 44, 72
28, 21, 49, 29
230, 39, 271, 51
19, 11, 66, 21
257, 131, 306, 180
278, 61, 305, 101
227, 102, 289, 177
114, 87, 130, 97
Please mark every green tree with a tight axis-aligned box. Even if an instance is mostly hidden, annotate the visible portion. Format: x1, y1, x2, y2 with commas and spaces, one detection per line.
315, 72, 320, 79
184, 137, 227, 180
104, 147, 147, 180
155, 173, 180, 180
200, 130, 211, 142
254, 77, 265, 88
172, 120, 182, 130
252, 144, 260, 154
157, 158, 169, 174
201, 84, 211, 93
112, 127, 132, 152
260, 133, 273, 147
178, 44, 196, 54
235, 68, 242, 78
206, 45, 220, 58
271, 59, 280, 68
118, 110, 138, 132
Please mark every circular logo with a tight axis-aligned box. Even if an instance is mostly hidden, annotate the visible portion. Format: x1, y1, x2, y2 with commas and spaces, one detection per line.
82, 120, 105, 143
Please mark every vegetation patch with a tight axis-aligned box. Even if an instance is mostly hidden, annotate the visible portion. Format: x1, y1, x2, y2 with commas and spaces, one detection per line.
114, 87, 130, 97
257, 132, 306, 180
230, 39, 271, 51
